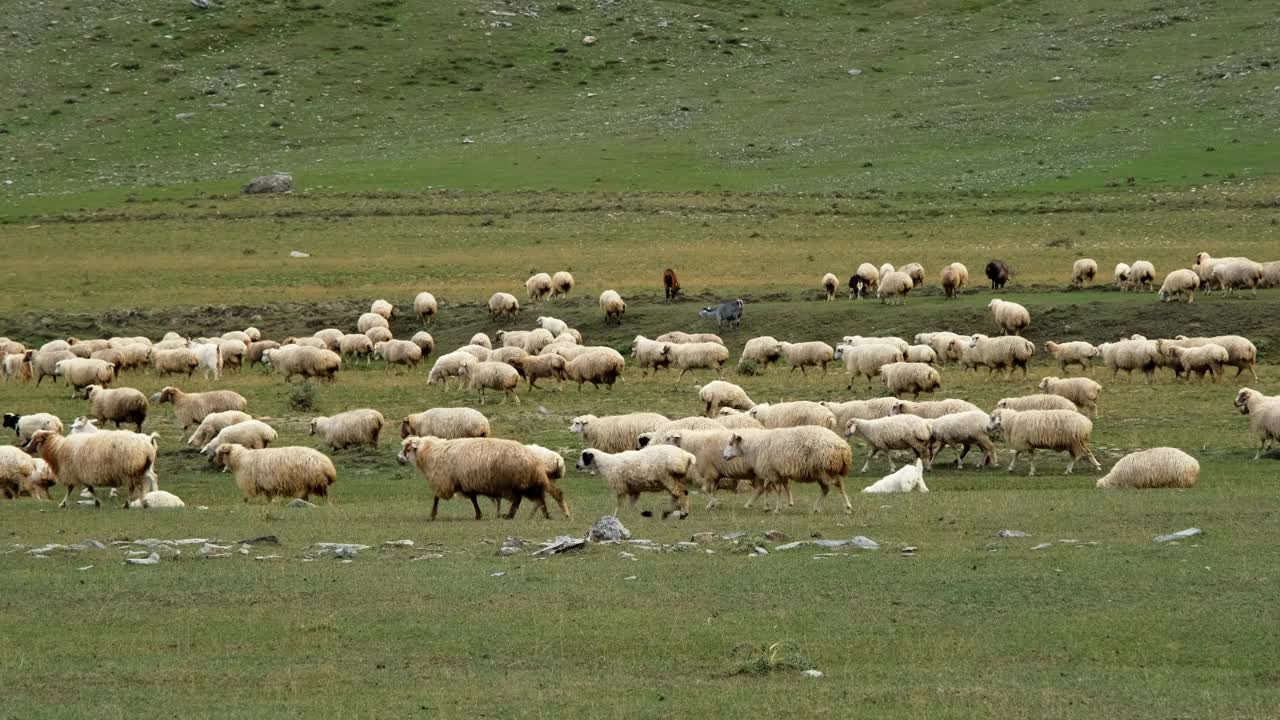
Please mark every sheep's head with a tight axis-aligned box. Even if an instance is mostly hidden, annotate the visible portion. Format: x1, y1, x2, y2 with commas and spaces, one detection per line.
308, 418, 323, 436
575, 450, 599, 473
985, 412, 1006, 438
70, 416, 98, 434
397, 437, 422, 465
399, 417, 416, 439
2, 413, 18, 431
722, 434, 745, 461
747, 404, 767, 419
213, 444, 240, 470
1038, 377, 1054, 392
718, 407, 740, 416
569, 415, 594, 434
655, 431, 681, 449
968, 335, 982, 348
23, 429, 59, 455
995, 399, 1010, 410
153, 387, 179, 404
843, 419, 859, 438
1234, 389, 1256, 414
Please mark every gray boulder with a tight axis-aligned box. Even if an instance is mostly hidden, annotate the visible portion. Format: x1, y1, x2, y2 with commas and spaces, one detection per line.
242, 173, 293, 194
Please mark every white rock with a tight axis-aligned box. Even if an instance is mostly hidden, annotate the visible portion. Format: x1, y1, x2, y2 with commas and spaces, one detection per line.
289, 250, 310, 259
1154, 527, 1202, 543
582, 35, 597, 45
126, 552, 160, 566
801, 669, 824, 679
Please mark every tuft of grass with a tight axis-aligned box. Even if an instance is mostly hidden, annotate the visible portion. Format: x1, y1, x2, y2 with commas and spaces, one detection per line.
727, 641, 814, 676
286, 381, 318, 412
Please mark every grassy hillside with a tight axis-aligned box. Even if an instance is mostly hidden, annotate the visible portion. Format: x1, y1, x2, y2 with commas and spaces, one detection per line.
4, 0, 1279, 212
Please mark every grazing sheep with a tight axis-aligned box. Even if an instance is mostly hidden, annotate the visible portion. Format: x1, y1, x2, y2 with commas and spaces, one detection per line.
526, 273, 553, 302
1098, 339, 1158, 383
844, 415, 932, 472
370, 299, 396, 320
748, 401, 836, 430
3, 412, 63, 444
1128, 260, 1156, 291
262, 345, 342, 383
427, 351, 479, 389
881, 362, 941, 399
570, 413, 669, 454
863, 459, 928, 494
115, 344, 152, 372
410, 331, 435, 357
82, 385, 147, 432
985, 260, 1010, 289
820, 398, 899, 429
487, 292, 521, 322
1167, 344, 1229, 382
877, 271, 914, 304
458, 361, 521, 404
1113, 262, 1132, 290
490, 346, 530, 366
988, 299, 1031, 336
400, 408, 490, 439
374, 339, 423, 370
1159, 269, 1201, 303
657, 331, 725, 345
630, 336, 673, 376
837, 343, 903, 389
455, 344, 492, 362
365, 327, 393, 344
521, 328, 556, 355
0, 445, 35, 499
1260, 261, 1280, 289
1233, 388, 1280, 460
663, 268, 680, 301
1044, 341, 1099, 375
699, 380, 755, 416
555, 329, 583, 344
53, 358, 116, 395
1096, 448, 1199, 489
986, 409, 1100, 476
186, 410, 253, 448
524, 444, 565, 482
780, 341, 835, 375
32, 349, 76, 385
563, 350, 626, 390
1197, 335, 1258, 380
2, 351, 33, 383
152, 386, 248, 429
127, 490, 186, 509
599, 290, 626, 324
851, 263, 880, 299
285, 336, 329, 350
1037, 376, 1102, 416
1213, 260, 1265, 295
879, 263, 896, 279
26, 429, 158, 508
821, 272, 839, 301
669, 342, 729, 380
414, 292, 438, 325
576, 446, 695, 518
965, 335, 1036, 378
890, 398, 981, 419
357, 312, 390, 334
739, 336, 784, 370
927, 410, 998, 469
40, 340, 71, 353
399, 436, 567, 520
200, 420, 278, 460
309, 409, 385, 450
915, 332, 966, 362
552, 271, 575, 299
900, 263, 926, 288
905, 345, 938, 365
723, 427, 853, 514
512, 353, 567, 390
650, 428, 756, 509
339, 333, 375, 363
215, 444, 336, 504
1072, 258, 1098, 287
996, 394, 1078, 412
714, 412, 765, 430
537, 316, 569, 337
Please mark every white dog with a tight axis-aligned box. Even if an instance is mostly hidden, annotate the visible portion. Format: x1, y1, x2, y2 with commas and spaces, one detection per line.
862, 459, 928, 494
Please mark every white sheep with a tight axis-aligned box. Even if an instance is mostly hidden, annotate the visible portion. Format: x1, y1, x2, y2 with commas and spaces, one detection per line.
576, 445, 694, 518
1113, 262, 1132, 290
551, 271, 575, 298
426, 351, 478, 388
841, 335, 910, 353
738, 336, 784, 370
881, 362, 941, 399
904, 345, 937, 365
630, 336, 672, 375
668, 342, 729, 380
1096, 448, 1199, 489
656, 331, 725, 345
780, 341, 835, 375
25, 429, 158, 508
1043, 341, 1099, 375
1128, 260, 1156, 291
458, 361, 521, 404
312, 329, 344, 351
964, 335, 1035, 378
889, 398, 981, 419
69, 416, 99, 434
862, 459, 928, 494
215, 444, 336, 504
1167, 344, 1229, 382
375, 339, 424, 370
748, 401, 836, 429
996, 394, 1079, 412
649, 428, 756, 510
400, 408, 490, 439
1071, 258, 1098, 287
723, 427, 853, 514
699, 380, 755, 416
878, 262, 896, 279
52, 358, 116, 396
309, 409, 385, 449
152, 386, 248, 429
988, 299, 1030, 336
521, 328, 556, 354
0, 446, 35, 499
914, 332, 966, 362
939, 264, 962, 299
1261, 261, 1280, 289
490, 346, 530, 367
1213, 260, 1265, 295
511, 353, 567, 390
487, 292, 521, 322
365, 327, 393, 345
570, 413, 669, 454
186, 410, 253, 448
339, 333, 375, 363
414, 292, 438, 325
819, 398, 899, 429
837, 343, 903, 389
82, 385, 148, 432
877, 271, 913, 304
1159, 269, 1200, 303
1233, 388, 1280, 460
851, 263, 880, 298
262, 345, 341, 383
599, 289, 626, 324
469, 333, 493, 350
1098, 338, 1158, 383
843, 415, 932, 472
526, 273, 553, 302
357, 312, 390, 334
900, 262, 926, 288
928, 410, 998, 469
410, 331, 435, 357
200, 419, 278, 460
537, 316, 569, 337
986, 408, 1100, 476
821, 272, 839, 301
127, 490, 186, 509
1037, 376, 1102, 416
563, 350, 626, 390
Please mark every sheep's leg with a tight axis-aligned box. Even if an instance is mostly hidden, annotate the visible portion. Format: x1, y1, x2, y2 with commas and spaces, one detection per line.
784, 482, 795, 507
1006, 451, 1019, 473
467, 494, 483, 520
58, 484, 77, 509
886, 453, 897, 472
834, 480, 852, 514
956, 443, 971, 468
1085, 448, 1102, 472
859, 450, 876, 473
430, 497, 441, 521
509, 389, 521, 404
503, 496, 524, 519
1026, 450, 1037, 477
811, 481, 829, 514
1064, 454, 1076, 474
492, 497, 504, 517
743, 482, 766, 510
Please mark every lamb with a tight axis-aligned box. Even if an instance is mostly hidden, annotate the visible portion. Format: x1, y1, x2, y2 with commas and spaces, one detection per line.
339, 333, 375, 363
819, 398, 899, 429
837, 343, 903, 389
668, 342, 729, 380
262, 345, 342, 383
576, 445, 695, 517
1213, 259, 1265, 295
1098, 339, 1158, 383
365, 327, 393, 344
374, 339, 424, 370
151, 386, 248, 429
370, 299, 396, 319
1113, 262, 1132, 290
526, 273, 553, 302
309, 409, 385, 450
821, 272, 839, 301
414, 292, 438, 325
399, 436, 568, 520
1037, 376, 1102, 416
986, 409, 1100, 476
215, 444, 336, 504
851, 262, 879, 298
699, 380, 755, 416
1071, 258, 1098, 287
357, 312, 390, 333
32, 349, 75, 385
996, 394, 1078, 412
890, 398, 981, 419
555, 328, 583, 344
426, 351, 478, 388
186, 410, 253, 447
25, 429, 158, 507
537, 316, 569, 337
748, 401, 837, 430
739, 336, 783, 370
663, 268, 681, 301
1158, 269, 1201, 303
487, 292, 521, 322
723, 427, 853, 514
82, 385, 147, 432
657, 331, 724, 345
1096, 448, 1199, 489
53, 358, 116, 395
927, 410, 998, 469
3, 412, 63, 444
881, 362, 941, 399
988, 299, 1031, 336
570, 413, 669, 454
552, 271, 575, 299
599, 289, 626, 324
563, 350, 626, 390
400, 408, 491, 439
410, 331, 435, 357
1166, 344, 1229, 382
524, 444, 565, 482
0, 446, 35, 499
985, 260, 1010, 289
905, 345, 938, 365
511, 353, 567, 390
630, 336, 673, 375
127, 490, 186, 509
458, 361, 521, 404
1128, 260, 1156, 291
780, 341, 835, 375
862, 459, 928, 494
900, 263, 926, 288
649, 428, 756, 509
965, 335, 1036, 378
844, 415, 932, 472
1043, 341, 1099, 375
1232, 388, 1280, 460
914, 332, 966, 362
877, 271, 914, 304
200, 420, 278, 460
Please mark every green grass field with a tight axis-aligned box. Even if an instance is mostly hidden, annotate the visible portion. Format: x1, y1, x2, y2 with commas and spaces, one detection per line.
4, 0, 1280, 717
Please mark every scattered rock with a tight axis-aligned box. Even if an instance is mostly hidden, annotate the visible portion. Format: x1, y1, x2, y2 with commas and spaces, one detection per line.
242, 173, 293, 194
497, 546, 521, 557
175, 112, 195, 120
383, 539, 415, 548
239, 535, 280, 545
77, 565, 94, 571
1031, 543, 1054, 551
847, 68, 863, 76
721, 531, 746, 541
901, 546, 918, 555
582, 35, 597, 45
289, 250, 310, 259
995, 530, 1028, 538
126, 552, 160, 566
691, 532, 716, 544
1050, 76, 1062, 82
763, 530, 788, 541
287, 498, 315, 508
410, 553, 444, 561
623, 575, 637, 581
753, 546, 768, 556
618, 551, 636, 560
490, 571, 506, 577
461, 137, 475, 144
534, 536, 586, 556
801, 669, 824, 679
1155, 527, 1202, 543
587, 516, 630, 543
255, 555, 282, 561
776, 537, 879, 551
171, 538, 209, 546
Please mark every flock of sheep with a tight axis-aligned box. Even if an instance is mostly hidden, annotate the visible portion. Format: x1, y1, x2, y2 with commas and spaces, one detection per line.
0, 251, 1276, 519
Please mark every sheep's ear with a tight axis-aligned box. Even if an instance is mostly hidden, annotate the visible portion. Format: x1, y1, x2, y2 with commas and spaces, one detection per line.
581, 450, 593, 464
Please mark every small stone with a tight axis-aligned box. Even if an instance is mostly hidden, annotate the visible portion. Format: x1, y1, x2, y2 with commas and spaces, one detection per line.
582, 35, 597, 45
287, 498, 315, 508
1155, 528, 1202, 543
691, 532, 716, 544
534, 536, 586, 556
847, 68, 862, 76
623, 575, 637, 581
126, 552, 160, 566
497, 546, 520, 557
384, 539, 415, 548
490, 571, 506, 577
80, 539, 107, 550
721, 531, 746, 541
255, 555, 281, 561
588, 516, 631, 543
289, 250, 310, 258
239, 535, 280, 545
77, 565, 94, 571
753, 546, 768, 556
410, 553, 444, 561
175, 112, 195, 120
1050, 76, 1062, 81
801, 669, 824, 679
1031, 543, 1054, 551
774, 541, 805, 551
618, 551, 636, 560
763, 530, 788, 541
995, 530, 1028, 538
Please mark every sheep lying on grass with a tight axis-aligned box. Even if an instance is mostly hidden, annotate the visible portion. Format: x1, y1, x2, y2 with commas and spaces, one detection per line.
576, 445, 695, 518
863, 459, 928, 494
1096, 448, 1199, 489
127, 490, 186, 509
